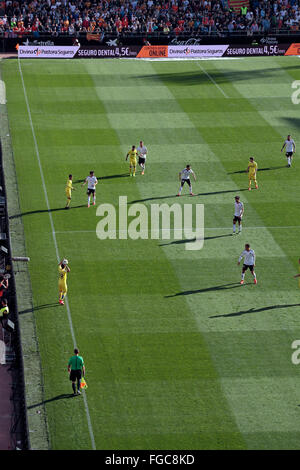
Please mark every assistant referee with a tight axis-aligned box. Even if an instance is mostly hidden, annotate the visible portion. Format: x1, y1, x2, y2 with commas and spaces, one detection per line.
68, 348, 85, 396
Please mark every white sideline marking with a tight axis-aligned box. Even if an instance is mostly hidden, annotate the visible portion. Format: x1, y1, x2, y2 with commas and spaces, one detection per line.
196, 61, 229, 98
0, 339, 5, 364
18, 58, 96, 451
0, 80, 6, 104
55, 226, 300, 235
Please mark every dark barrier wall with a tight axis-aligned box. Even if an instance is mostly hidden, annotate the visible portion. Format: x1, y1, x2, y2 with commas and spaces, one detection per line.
2, 31, 300, 53
0, 141, 29, 450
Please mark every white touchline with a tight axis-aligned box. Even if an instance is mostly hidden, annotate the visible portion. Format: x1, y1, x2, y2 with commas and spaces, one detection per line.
18, 58, 96, 451
54, 226, 300, 234
0, 79, 6, 104
196, 61, 229, 98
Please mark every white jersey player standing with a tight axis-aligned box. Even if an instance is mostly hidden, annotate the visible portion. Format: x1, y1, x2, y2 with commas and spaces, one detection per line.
233, 195, 244, 235
281, 134, 296, 167
237, 243, 257, 285
137, 140, 148, 175
81, 170, 98, 208
177, 165, 196, 196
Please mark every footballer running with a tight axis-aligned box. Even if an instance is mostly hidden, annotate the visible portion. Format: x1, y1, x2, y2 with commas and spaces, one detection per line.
233, 195, 244, 235
247, 157, 258, 191
137, 140, 148, 175
238, 244, 257, 285
126, 145, 138, 177
58, 259, 70, 305
281, 134, 296, 168
81, 171, 98, 207
177, 165, 196, 196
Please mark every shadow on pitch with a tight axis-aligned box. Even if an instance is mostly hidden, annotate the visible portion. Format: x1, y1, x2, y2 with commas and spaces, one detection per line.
100, 173, 130, 180
197, 188, 247, 196
129, 189, 247, 204
74, 174, 129, 183
228, 166, 286, 175
159, 233, 231, 246
27, 394, 75, 410
165, 282, 242, 298
210, 303, 300, 318
9, 205, 86, 219
133, 66, 298, 86
19, 303, 60, 315
129, 195, 179, 204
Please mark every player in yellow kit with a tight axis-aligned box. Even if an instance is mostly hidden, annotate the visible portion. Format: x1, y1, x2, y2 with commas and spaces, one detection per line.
247, 157, 258, 191
65, 174, 76, 209
126, 145, 137, 177
58, 259, 70, 305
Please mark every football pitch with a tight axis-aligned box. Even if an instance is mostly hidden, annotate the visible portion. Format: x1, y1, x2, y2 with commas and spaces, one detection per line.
2, 56, 300, 450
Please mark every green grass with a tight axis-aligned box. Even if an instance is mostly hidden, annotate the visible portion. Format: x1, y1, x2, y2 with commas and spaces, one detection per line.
2, 56, 300, 450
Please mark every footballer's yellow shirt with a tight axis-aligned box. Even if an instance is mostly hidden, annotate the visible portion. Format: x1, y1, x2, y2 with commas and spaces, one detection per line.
128, 149, 137, 160
248, 161, 257, 174
66, 179, 73, 191
58, 265, 67, 283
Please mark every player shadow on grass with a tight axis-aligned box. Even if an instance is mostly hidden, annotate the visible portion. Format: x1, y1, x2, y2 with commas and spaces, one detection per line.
210, 303, 300, 318
9, 205, 86, 219
228, 166, 286, 175
197, 188, 248, 196
18, 303, 59, 315
27, 394, 75, 410
159, 233, 232, 246
129, 189, 247, 204
129, 195, 179, 204
74, 174, 129, 183
165, 282, 242, 298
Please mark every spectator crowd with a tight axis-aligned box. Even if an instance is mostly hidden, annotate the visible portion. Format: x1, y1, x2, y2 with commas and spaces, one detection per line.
0, 0, 299, 36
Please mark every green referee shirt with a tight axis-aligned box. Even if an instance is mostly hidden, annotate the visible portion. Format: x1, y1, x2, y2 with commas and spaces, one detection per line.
68, 355, 84, 371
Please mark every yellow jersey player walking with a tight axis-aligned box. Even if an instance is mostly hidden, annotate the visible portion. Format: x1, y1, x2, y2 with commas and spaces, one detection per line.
65, 174, 75, 209
58, 259, 70, 305
126, 145, 137, 177
247, 157, 258, 191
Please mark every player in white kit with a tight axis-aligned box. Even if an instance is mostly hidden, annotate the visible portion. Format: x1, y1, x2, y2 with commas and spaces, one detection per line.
177, 165, 196, 196
281, 135, 296, 167
137, 140, 148, 175
233, 195, 244, 235
237, 244, 257, 285
81, 171, 98, 207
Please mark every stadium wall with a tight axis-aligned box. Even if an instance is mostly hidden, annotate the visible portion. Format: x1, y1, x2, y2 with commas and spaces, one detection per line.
0, 141, 29, 449
1, 31, 300, 52
0, 65, 50, 450
16, 42, 300, 59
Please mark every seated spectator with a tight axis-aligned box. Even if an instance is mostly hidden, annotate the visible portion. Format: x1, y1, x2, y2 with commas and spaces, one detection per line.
0, 298, 9, 329
0, 275, 8, 300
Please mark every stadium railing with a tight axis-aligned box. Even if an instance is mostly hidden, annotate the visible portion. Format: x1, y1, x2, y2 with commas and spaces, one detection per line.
0, 140, 30, 450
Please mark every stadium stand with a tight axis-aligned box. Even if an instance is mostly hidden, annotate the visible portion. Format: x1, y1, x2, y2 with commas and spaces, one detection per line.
0, 0, 299, 36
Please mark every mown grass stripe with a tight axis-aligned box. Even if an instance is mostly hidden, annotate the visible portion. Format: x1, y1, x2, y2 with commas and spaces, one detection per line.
18, 57, 97, 451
